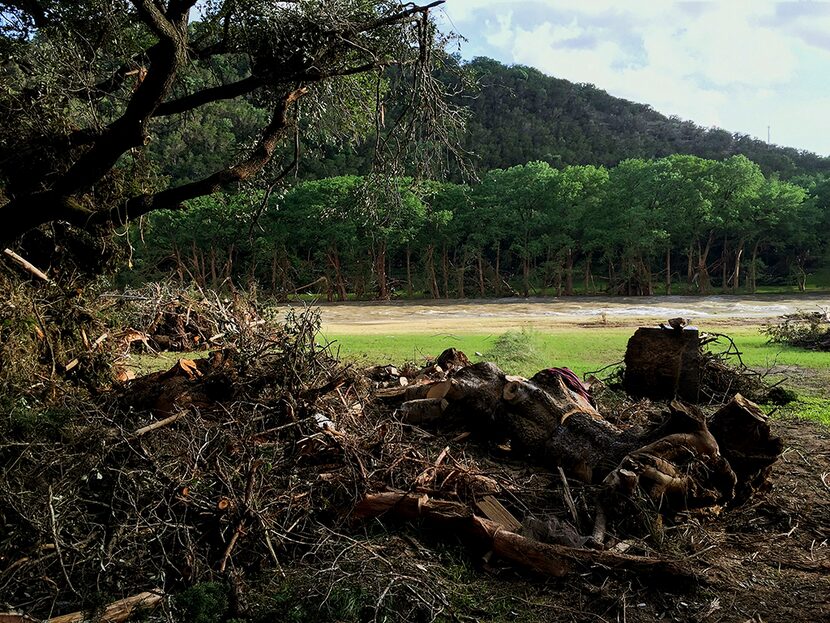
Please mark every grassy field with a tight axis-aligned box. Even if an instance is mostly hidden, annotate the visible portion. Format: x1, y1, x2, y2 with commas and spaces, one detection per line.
323, 327, 830, 376
323, 326, 830, 425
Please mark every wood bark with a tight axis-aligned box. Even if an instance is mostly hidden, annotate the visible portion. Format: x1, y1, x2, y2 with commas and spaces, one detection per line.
352, 492, 700, 584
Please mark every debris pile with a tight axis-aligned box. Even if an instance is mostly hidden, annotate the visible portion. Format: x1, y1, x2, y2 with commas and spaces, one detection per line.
103, 283, 270, 353
0, 309, 824, 623
764, 308, 830, 351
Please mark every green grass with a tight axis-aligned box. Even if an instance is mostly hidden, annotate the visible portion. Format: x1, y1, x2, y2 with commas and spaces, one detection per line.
323, 327, 830, 378
324, 327, 830, 425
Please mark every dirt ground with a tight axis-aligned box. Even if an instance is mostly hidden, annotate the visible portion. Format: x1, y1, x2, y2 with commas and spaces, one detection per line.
308, 294, 830, 333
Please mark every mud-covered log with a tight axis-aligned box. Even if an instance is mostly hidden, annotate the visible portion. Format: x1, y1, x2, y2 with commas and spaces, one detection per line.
603, 402, 737, 509
501, 375, 631, 481
434, 347, 471, 372
398, 397, 449, 425
623, 327, 701, 401
709, 394, 783, 502
443, 362, 509, 432
353, 492, 700, 584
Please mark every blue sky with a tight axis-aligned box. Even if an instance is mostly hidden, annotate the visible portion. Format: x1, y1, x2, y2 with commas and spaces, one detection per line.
437, 0, 830, 155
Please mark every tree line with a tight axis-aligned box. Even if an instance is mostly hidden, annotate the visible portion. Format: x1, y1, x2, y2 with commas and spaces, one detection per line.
130, 154, 829, 299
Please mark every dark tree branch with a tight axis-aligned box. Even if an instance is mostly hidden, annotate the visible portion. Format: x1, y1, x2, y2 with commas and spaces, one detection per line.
153, 75, 263, 116
106, 87, 309, 224
357, 0, 444, 34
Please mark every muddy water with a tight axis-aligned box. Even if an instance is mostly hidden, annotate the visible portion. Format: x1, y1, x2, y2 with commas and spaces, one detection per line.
295, 294, 830, 333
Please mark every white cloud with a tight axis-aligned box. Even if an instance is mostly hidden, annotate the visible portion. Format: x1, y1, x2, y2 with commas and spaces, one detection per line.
439, 0, 830, 153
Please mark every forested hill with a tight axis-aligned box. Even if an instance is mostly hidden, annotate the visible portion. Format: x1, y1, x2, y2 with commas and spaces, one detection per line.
459, 57, 830, 178
147, 57, 830, 184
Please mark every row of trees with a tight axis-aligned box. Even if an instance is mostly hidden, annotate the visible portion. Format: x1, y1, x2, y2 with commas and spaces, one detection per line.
132, 155, 829, 299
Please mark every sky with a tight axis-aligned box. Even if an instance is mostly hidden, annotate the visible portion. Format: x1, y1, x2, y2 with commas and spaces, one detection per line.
436, 0, 830, 156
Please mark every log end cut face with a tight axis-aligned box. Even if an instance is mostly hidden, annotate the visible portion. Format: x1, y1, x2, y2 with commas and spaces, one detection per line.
623, 327, 701, 402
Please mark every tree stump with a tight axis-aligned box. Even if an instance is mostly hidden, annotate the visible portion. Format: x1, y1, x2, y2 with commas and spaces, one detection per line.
623, 327, 701, 401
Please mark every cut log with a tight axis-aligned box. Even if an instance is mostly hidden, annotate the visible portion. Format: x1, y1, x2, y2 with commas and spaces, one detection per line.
44, 590, 163, 623
434, 347, 472, 372
398, 398, 449, 425
374, 379, 451, 403
475, 495, 522, 532
623, 327, 701, 401
708, 394, 783, 502
353, 492, 700, 585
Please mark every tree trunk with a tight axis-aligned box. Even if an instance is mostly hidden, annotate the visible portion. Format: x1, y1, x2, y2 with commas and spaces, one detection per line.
405, 245, 413, 298
442, 244, 450, 299
731, 238, 745, 294
477, 251, 486, 297
686, 241, 694, 292
665, 246, 671, 295
697, 233, 714, 294
721, 237, 729, 293
565, 248, 574, 295
583, 254, 592, 295
749, 241, 760, 293
495, 242, 501, 296
426, 245, 439, 298
375, 242, 388, 299
327, 246, 348, 301
457, 249, 467, 298
173, 244, 184, 282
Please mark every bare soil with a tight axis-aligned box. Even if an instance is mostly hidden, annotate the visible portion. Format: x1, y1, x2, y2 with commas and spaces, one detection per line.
307, 294, 830, 333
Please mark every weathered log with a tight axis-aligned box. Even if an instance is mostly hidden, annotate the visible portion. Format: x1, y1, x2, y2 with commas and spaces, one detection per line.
603, 402, 737, 509
353, 492, 700, 584
398, 398, 449, 425
434, 347, 471, 372
33, 590, 164, 623
623, 327, 701, 401
374, 379, 451, 403
708, 394, 783, 502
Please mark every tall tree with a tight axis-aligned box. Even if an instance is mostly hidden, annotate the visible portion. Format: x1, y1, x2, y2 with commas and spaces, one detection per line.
0, 0, 459, 245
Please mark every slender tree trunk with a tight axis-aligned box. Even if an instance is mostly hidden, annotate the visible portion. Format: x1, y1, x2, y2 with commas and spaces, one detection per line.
495, 242, 501, 296
426, 245, 439, 299
665, 246, 672, 295
687, 241, 695, 292
565, 248, 574, 296
583, 254, 592, 295
749, 241, 760, 293
698, 232, 714, 294
442, 244, 450, 299
523, 256, 530, 297
555, 265, 562, 297
375, 242, 388, 299
190, 241, 203, 287
327, 246, 347, 301
731, 238, 745, 294
721, 237, 729, 293
225, 244, 234, 284
477, 251, 486, 297
173, 244, 184, 282
406, 245, 413, 298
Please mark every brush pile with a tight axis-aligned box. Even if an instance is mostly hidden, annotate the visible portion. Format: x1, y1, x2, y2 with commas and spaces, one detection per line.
764, 308, 830, 351
102, 283, 271, 354
0, 297, 827, 623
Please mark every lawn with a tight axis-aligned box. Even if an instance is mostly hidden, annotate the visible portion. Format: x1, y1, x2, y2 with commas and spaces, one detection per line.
323, 326, 830, 425
323, 327, 830, 377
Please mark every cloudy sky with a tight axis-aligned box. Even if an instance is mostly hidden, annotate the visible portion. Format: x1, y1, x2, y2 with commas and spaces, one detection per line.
437, 0, 830, 155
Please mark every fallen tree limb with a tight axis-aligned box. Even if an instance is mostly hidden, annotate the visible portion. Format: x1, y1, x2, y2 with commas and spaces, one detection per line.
3, 248, 51, 282
48, 590, 162, 623
353, 492, 701, 584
